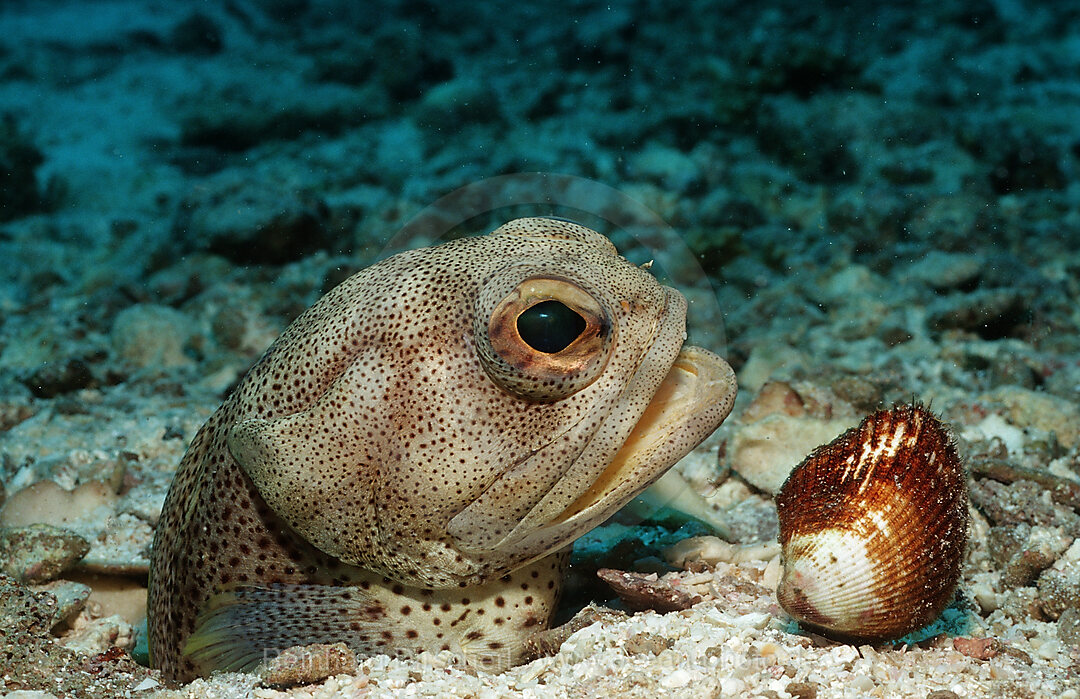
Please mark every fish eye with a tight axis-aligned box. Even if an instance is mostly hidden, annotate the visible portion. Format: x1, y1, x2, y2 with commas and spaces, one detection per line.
516, 300, 587, 354
475, 275, 613, 402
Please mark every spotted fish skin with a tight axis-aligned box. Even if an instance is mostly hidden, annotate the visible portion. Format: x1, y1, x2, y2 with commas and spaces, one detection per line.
148, 218, 737, 682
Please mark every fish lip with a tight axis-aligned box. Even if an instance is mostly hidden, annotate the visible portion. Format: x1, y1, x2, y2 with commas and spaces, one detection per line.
485, 339, 736, 560
540, 342, 737, 528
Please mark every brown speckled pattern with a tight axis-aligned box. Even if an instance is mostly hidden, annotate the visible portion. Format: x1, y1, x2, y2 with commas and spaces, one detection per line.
148, 218, 736, 682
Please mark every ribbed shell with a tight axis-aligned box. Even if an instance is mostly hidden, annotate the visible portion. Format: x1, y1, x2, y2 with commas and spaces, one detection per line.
775, 402, 967, 641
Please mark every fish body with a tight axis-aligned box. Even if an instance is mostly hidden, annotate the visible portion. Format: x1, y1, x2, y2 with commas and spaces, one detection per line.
148, 218, 736, 681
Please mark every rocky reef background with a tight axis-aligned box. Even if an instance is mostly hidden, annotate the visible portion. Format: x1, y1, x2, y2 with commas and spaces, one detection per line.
0, 0, 1078, 696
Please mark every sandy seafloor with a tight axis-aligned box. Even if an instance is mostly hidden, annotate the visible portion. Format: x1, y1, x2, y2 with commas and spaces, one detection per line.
2, 0, 1080, 696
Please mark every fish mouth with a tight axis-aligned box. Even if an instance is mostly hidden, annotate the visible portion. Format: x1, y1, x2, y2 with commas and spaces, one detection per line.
546, 344, 736, 527
479, 341, 736, 561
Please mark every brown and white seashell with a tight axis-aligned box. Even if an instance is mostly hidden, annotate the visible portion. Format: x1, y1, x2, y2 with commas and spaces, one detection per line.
775, 402, 968, 641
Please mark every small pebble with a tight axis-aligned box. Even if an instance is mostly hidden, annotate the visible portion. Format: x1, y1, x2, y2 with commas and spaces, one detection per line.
659, 668, 692, 689
256, 642, 358, 688
132, 677, 160, 691
33, 579, 92, 627
785, 681, 818, 699
60, 614, 135, 655
1058, 607, 1080, 646
0, 524, 90, 584
623, 632, 673, 656
597, 568, 702, 613
1037, 539, 1080, 620
952, 637, 1002, 660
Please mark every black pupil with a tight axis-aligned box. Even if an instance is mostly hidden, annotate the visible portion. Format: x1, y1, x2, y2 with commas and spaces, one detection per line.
516, 301, 586, 354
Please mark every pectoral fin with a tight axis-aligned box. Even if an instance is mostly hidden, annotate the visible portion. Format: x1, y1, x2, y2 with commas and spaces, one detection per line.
183, 582, 390, 674
180, 574, 547, 675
